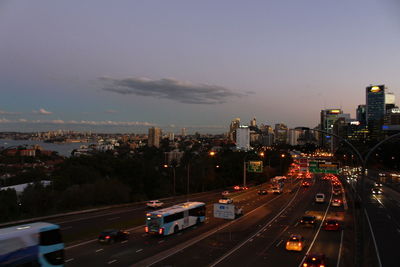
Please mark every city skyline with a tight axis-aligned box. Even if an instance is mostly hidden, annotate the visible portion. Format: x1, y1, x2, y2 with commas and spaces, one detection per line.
1, 0, 400, 133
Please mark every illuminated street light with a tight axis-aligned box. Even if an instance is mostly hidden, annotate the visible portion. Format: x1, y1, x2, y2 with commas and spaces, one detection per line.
209, 151, 216, 157
163, 164, 168, 168
281, 154, 286, 158
259, 152, 265, 157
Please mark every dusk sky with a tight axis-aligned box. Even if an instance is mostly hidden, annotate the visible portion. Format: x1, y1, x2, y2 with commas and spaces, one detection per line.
1, 0, 400, 133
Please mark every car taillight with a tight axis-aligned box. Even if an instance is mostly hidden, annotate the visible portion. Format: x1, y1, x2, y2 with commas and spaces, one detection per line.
303, 264, 308, 267
286, 242, 290, 246
145, 226, 149, 233
319, 265, 325, 267
105, 236, 110, 239
159, 228, 164, 235
298, 242, 301, 246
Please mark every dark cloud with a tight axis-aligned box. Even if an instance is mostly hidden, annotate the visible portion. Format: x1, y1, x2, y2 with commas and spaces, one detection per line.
100, 77, 248, 104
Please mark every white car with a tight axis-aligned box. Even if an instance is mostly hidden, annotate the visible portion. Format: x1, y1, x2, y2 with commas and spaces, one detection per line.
372, 187, 383, 195
218, 197, 233, 204
271, 187, 283, 194
315, 193, 325, 203
146, 200, 164, 209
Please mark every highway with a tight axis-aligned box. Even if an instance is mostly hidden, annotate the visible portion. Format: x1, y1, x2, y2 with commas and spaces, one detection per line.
363, 178, 400, 267
64, 182, 298, 266
154, 176, 347, 267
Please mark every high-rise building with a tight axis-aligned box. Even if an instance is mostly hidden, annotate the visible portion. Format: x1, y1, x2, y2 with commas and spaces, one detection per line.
274, 123, 288, 144
356, 105, 366, 126
229, 118, 241, 141
250, 117, 257, 127
181, 128, 187, 137
148, 127, 162, 148
366, 85, 386, 139
288, 129, 301, 146
319, 109, 353, 149
236, 126, 250, 151
168, 132, 175, 141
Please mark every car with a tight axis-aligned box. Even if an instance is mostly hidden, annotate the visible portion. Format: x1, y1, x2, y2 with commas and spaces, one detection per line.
323, 219, 340, 231
241, 186, 249, 190
233, 185, 241, 190
374, 182, 383, 187
302, 253, 327, 267
372, 187, 383, 195
221, 190, 230, 196
218, 197, 233, 204
300, 215, 316, 227
332, 189, 341, 196
271, 186, 283, 194
146, 200, 164, 209
301, 181, 311, 187
98, 229, 129, 244
331, 199, 342, 207
257, 189, 267, 195
315, 193, 325, 203
285, 234, 305, 251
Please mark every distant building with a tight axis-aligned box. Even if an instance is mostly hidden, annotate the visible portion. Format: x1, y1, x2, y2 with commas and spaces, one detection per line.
274, 123, 288, 144
366, 85, 386, 139
236, 126, 250, 151
356, 105, 366, 126
164, 149, 184, 166
228, 118, 241, 142
319, 109, 350, 149
288, 129, 301, 146
168, 132, 175, 141
148, 127, 162, 148
250, 117, 257, 127
181, 128, 187, 137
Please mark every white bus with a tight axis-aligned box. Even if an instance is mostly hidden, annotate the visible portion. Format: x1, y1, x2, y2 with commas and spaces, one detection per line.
145, 202, 206, 236
0, 222, 64, 266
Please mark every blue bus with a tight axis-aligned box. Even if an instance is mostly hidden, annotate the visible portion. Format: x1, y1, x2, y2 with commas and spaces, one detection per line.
145, 202, 206, 236
0, 222, 64, 266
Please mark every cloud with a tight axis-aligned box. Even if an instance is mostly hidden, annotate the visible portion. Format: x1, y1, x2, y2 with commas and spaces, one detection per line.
33, 108, 53, 115
0, 110, 21, 115
100, 77, 249, 104
105, 109, 118, 114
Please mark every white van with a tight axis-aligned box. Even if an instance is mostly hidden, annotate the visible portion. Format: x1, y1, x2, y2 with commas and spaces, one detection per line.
315, 193, 325, 203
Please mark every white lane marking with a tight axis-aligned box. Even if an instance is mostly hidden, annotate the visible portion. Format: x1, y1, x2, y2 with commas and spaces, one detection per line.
107, 216, 120, 221
158, 240, 165, 244
210, 185, 301, 267
62, 226, 73, 230
276, 239, 283, 247
364, 209, 383, 267
336, 230, 344, 267
95, 249, 103, 253
136, 249, 143, 253
108, 260, 117, 264
121, 240, 128, 244
65, 258, 74, 263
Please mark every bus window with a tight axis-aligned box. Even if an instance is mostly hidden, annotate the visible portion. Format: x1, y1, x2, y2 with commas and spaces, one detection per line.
40, 229, 62, 246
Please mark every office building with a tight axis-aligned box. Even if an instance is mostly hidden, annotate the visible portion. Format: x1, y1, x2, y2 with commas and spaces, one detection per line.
366, 85, 386, 139
229, 118, 241, 141
148, 127, 162, 148
274, 123, 288, 144
236, 126, 250, 151
288, 129, 301, 146
250, 117, 257, 127
181, 128, 187, 137
356, 105, 366, 126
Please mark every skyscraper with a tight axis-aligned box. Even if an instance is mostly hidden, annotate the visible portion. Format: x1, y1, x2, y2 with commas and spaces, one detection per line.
181, 128, 187, 137
148, 127, 162, 148
366, 85, 386, 139
228, 118, 241, 141
236, 126, 250, 151
250, 117, 257, 127
356, 105, 366, 126
274, 123, 288, 144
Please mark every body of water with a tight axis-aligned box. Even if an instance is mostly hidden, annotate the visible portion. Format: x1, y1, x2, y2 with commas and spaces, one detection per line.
0, 139, 94, 157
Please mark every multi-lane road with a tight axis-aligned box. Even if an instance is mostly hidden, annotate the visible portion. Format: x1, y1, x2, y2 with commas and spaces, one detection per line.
58, 176, 353, 267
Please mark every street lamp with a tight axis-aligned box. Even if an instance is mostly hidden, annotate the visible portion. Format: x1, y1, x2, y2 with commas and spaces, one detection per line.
163, 163, 176, 196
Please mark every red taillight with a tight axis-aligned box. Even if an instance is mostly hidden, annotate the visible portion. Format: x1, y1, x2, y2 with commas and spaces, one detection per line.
105, 236, 110, 239
319, 265, 325, 267
298, 242, 302, 246
145, 226, 149, 233
303, 264, 308, 267
159, 228, 164, 235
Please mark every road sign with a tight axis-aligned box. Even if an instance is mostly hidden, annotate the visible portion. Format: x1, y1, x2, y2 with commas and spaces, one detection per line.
247, 161, 263, 173
309, 161, 339, 174
213, 204, 235, 220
